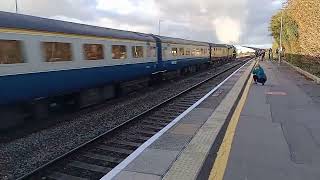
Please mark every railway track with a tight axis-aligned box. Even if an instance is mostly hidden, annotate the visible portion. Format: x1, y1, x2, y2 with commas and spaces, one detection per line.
18, 59, 251, 180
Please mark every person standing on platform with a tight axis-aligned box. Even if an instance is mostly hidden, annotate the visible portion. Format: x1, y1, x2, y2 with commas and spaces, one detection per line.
252, 64, 267, 85
269, 48, 272, 60
261, 51, 265, 61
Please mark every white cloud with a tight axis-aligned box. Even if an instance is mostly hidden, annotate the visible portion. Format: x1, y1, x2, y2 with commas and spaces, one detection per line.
95, 17, 153, 33
213, 17, 241, 43
52, 15, 152, 33
96, 0, 159, 18
96, 0, 135, 15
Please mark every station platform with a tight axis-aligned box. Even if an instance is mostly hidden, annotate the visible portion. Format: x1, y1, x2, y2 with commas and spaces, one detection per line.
101, 59, 320, 180
218, 60, 320, 180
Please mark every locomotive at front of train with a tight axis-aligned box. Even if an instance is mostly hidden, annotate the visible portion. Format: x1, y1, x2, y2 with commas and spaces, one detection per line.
209, 43, 236, 64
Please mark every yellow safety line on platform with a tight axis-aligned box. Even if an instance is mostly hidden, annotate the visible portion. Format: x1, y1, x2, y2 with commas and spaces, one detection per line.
208, 68, 254, 180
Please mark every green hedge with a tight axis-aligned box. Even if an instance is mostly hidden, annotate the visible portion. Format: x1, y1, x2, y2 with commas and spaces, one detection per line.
285, 54, 320, 77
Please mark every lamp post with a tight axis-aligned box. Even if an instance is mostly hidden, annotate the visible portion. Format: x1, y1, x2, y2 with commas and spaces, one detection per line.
279, 12, 283, 64
15, 0, 18, 13
278, 1, 287, 64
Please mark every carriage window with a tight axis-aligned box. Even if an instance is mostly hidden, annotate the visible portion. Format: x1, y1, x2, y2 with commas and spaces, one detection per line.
196, 48, 201, 56
186, 49, 191, 55
112, 45, 127, 59
171, 48, 178, 56
0, 40, 24, 64
179, 48, 185, 56
162, 47, 168, 58
147, 46, 157, 57
132, 46, 144, 58
192, 49, 196, 56
84, 44, 104, 60
200, 48, 204, 55
43, 42, 72, 62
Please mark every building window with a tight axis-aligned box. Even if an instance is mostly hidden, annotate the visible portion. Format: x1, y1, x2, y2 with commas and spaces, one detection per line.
179, 48, 185, 56
84, 44, 104, 60
132, 46, 144, 58
147, 46, 157, 57
0, 40, 24, 64
171, 48, 178, 56
185, 49, 191, 55
112, 45, 127, 59
43, 42, 72, 62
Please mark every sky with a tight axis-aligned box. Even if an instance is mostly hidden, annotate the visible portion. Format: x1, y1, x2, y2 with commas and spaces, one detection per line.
0, 0, 284, 48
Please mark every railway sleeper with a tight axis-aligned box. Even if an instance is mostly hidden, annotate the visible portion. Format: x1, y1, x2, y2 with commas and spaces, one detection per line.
160, 108, 185, 113
152, 111, 179, 117
97, 145, 133, 155
141, 124, 164, 130
142, 120, 169, 126
82, 153, 122, 164
113, 140, 142, 147
149, 114, 177, 120
68, 161, 111, 174
148, 117, 173, 122
47, 171, 87, 180
138, 130, 157, 136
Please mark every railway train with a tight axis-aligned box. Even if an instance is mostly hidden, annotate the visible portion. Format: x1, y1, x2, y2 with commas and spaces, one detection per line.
0, 11, 237, 129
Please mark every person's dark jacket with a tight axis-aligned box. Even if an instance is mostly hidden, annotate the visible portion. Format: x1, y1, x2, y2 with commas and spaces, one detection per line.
252, 66, 267, 81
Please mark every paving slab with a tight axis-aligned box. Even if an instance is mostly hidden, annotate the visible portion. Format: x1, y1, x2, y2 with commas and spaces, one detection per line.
169, 123, 201, 135
178, 107, 214, 124
113, 171, 161, 180
124, 148, 180, 176
149, 133, 192, 151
